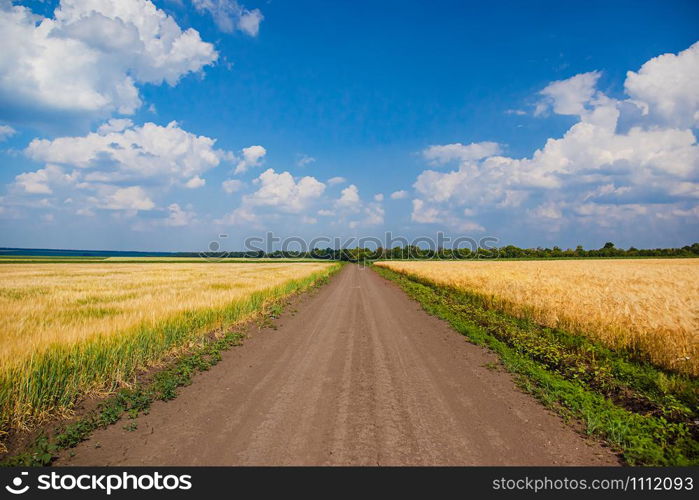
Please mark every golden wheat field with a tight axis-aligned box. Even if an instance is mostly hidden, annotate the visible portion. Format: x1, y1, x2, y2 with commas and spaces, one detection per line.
0, 262, 335, 435
376, 259, 699, 375
0, 262, 332, 367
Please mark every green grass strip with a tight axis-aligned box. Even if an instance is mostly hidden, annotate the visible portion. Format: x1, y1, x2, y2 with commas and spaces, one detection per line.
1, 325, 247, 466
373, 265, 698, 466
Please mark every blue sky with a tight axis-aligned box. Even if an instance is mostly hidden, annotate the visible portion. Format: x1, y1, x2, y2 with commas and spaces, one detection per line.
0, 0, 698, 251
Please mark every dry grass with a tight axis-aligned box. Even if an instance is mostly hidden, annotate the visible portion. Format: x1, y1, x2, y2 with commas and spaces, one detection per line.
0, 262, 335, 437
376, 259, 699, 375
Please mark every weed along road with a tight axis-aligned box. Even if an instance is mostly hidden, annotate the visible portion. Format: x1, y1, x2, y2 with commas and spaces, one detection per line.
58, 264, 618, 466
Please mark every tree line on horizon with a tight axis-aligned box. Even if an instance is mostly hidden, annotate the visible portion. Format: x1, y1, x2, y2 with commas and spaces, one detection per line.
176, 241, 699, 261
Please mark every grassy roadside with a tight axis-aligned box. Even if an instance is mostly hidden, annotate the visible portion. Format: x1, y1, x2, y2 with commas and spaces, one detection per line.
373, 265, 699, 466
0, 263, 342, 464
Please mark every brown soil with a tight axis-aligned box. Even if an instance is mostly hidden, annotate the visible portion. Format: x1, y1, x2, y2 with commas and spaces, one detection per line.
57, 264, 618, 466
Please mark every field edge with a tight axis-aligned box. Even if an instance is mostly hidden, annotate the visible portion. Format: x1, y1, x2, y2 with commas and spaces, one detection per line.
371, 264, 699, 466
0, 262, 343, 465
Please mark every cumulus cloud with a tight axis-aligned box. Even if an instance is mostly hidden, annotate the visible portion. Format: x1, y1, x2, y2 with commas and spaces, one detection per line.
390, 190, 409, 199
217, 168, 326, 227
10, 120, 233, 215
217, 172, 383, 230
0, 0, 217, 126
625, 41, 699, 128
422, 141, 501, 165
191, 0, 263, 36
335, 184, 361, 210
25, 121, 229, 186
97, 118, 133, 134
535, 71, 601, 116
234, 145, 266, 174
331, 184, 384, 228
245, 168, 325, 213
14, 165, 79, 195
411, 42, 699, 237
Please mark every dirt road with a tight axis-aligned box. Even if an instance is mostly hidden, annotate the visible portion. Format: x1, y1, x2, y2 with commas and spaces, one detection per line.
58, 264, 617, 465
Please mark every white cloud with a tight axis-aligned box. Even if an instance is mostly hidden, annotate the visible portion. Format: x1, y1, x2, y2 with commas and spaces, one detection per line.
163, 203, 195, 226
329, 184, 384, 227
217, 173, 382, 230
101, 186, 154, 211
25, 121, 229, 186
390, 190, 408, 199
410, 42, 699, 236
0, 0, 217, 125
0, 124, 16, 141
15, 165, 79, 194
191, 0, 263, 36
459, 220, 485, 232
536, 71, 601, 116
422, 141, 501, 165
296, 154, 316, 167
335, 184, 360, 210
327, 176, 346, 186
411, 199, 483, 231
97, 118, 133, 134
216, 205, 258, 226
9, 120, 232, 216
185, 176, 206, 188
625, 42, 699, 128
411, 199, 442, 224
530, 202, 563, 220
222, 179, 243, 193
237, 8, 263, 36
217, 168, 326, 226
234, 145, 266, 174
363, 202, 384, 226
246, 168, 325, 213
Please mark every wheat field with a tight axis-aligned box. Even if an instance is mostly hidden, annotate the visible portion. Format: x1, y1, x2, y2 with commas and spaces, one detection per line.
0, 262, 336, 437
376, 259, 699, 375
